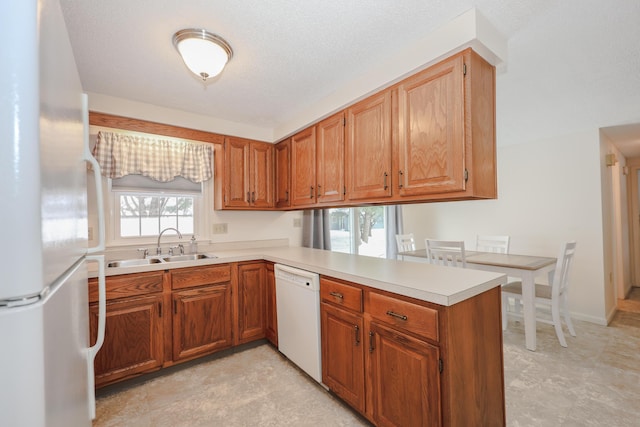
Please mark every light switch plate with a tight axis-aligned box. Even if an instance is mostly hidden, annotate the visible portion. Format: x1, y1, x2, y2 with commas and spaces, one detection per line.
293, 218, 302, 228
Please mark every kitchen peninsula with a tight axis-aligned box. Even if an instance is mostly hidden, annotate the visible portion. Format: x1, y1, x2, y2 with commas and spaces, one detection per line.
90, 246, 506, 426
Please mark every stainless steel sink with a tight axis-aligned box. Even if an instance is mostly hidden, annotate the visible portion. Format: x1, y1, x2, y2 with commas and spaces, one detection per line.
107, 258, 164, 268
162, 254, 215, 262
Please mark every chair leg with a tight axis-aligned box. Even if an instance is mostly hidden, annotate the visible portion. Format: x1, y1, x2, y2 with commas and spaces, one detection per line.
501, 294, 508, 331
562, 296, 577, 337
551, 299, 567, 347
513, 297, 522, 315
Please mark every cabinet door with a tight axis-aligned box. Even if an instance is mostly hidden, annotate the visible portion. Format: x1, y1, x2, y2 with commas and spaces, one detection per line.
346, 90, 392, 200
321, 303, 365, 413
172, 284, 232, 361
395, 54, 465, 196
250, 141, 274, 208
224, 137, 251, 207
89, 294, 164, 387
369, 321, 441, 427
265, 263, 278, 346
237, 262, 266, 344
275, 139, 291, 208
291, 126, 317, 207
317, 112, 345, 204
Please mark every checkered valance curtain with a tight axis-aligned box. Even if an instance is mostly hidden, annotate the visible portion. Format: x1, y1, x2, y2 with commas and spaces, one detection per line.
92, 131, 213, 183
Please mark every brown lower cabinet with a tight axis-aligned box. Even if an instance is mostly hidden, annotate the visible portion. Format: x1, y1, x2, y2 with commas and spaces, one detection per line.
90, 263, 504, 427
320, 276, 505, 427
236, 261, 267, 344
320, 302, 365, 413
265, 263, 278, 346
172, 284, 232, 361
89, 294, 164, 387
89, 262, 270, 388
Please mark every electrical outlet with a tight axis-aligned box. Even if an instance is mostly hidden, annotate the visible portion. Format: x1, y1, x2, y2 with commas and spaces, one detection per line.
293, 218, 302, 228
212, 223, 228, 234
88, 226, 93, 240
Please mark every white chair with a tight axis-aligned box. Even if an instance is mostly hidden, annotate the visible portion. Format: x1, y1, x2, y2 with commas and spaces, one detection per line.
395, 233, 416, 260
425, 239, 466, 267
501, 241, 577, 347
477, 235, 519, 286
476, 235, 510, 253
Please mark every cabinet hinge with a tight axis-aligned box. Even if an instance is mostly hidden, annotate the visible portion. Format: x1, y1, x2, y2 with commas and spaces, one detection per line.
343, 117, 346, 126
439, 358, 443, 373
158, 302, 162, 318
463, 63, 467, 76
343, 186, 346, 196
464, 169, 469, 182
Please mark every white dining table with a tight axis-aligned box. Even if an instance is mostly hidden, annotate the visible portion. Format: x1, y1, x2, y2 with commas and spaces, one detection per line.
398, 250, 557, 351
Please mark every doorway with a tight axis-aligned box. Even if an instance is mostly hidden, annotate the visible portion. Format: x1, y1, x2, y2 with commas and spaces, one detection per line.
625, 159, 640, 293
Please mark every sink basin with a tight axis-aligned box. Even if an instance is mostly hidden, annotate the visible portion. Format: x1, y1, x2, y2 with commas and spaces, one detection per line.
162, 253, 215, 262
107, 258, 164, 268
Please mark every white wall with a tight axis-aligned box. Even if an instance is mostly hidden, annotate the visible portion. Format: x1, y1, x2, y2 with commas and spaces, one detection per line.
403, 130, 608, 324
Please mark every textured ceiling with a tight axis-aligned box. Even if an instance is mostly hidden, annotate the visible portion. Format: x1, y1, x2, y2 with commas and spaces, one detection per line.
60, 0, 640, 150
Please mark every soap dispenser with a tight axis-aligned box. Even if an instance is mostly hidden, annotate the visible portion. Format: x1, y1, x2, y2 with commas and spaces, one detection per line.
189, 235, 198, 254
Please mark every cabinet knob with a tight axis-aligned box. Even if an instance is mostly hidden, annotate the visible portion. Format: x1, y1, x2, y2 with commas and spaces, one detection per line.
383, 172, 388, 190
398, 170, 404, 189
309, 186, 314, 199
354, 325, 360, 346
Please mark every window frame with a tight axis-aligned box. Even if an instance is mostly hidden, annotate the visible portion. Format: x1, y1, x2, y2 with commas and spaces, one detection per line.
105, 178, 211, 247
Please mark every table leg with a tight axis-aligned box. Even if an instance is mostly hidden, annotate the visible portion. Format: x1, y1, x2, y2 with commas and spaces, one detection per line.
521, 271, 537, 351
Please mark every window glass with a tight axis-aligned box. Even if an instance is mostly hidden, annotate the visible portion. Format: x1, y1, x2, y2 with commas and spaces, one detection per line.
329, 207, 386, 258
118, 194, 194, 238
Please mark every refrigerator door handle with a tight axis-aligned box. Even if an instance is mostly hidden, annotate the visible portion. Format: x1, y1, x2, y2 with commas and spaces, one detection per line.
86, 254, 106, 420
82, 94, 105, 253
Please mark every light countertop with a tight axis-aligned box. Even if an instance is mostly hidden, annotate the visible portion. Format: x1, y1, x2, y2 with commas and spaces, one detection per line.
90, 246, 506, 307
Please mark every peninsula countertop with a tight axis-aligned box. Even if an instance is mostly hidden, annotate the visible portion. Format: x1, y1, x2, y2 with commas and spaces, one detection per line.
89, 246, 506, 307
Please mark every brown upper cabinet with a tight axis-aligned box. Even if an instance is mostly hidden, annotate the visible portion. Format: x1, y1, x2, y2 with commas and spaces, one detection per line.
212, 48, 495, 211
217, 136, 274, 209
391, 48, 496, 202
346, 90, 393, 201
274, 139, 291, 208
316, 112, 346, 204
290, 112, 346, 208
290, 126, 317, 207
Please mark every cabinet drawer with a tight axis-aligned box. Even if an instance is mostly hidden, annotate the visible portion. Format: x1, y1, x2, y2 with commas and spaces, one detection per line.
320, 277, 363, 313
171, 264, 231, 290
367, 292, 438, 341
88, 271, 164, 303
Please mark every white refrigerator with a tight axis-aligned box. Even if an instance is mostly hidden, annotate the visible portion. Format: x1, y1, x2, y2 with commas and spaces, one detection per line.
0, 0, 107, 426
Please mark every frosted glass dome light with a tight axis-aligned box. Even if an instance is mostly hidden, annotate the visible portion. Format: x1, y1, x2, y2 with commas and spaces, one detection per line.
172, 29, 233, 81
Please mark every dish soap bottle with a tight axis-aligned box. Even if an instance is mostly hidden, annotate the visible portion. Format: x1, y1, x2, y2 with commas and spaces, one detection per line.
190, 235, 198, 254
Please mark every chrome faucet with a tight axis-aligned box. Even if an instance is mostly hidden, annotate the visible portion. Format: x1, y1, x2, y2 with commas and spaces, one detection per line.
157, 227, 183, 255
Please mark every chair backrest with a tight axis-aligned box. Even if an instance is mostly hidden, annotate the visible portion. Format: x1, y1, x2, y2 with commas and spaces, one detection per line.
476, 235, 510, 253
395, 233, 416, 253
552, 241, 577, 298
425, 239, 466, 267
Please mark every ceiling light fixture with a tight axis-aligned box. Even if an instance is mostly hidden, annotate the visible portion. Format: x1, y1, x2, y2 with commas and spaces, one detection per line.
172, 28, 233, 81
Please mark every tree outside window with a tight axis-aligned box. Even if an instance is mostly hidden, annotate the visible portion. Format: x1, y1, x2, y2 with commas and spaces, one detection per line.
329, 206, 386, 258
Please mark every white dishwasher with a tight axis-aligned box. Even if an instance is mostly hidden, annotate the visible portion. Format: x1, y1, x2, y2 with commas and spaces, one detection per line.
274, 264, 322, 385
